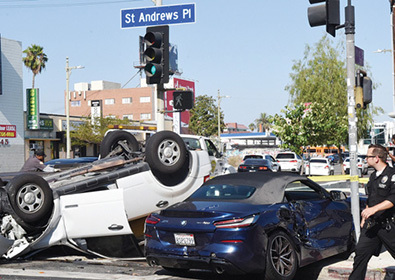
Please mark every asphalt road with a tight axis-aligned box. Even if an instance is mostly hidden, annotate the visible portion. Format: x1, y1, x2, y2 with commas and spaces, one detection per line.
0, 245, 351, 280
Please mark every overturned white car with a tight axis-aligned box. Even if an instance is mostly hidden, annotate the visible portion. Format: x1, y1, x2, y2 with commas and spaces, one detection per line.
0, 131, 211, 259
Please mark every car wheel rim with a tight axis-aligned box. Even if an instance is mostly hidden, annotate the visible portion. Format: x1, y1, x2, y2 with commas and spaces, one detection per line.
16, 184, 44, 214
269, 235, 295, 277
157, 139, 180, 166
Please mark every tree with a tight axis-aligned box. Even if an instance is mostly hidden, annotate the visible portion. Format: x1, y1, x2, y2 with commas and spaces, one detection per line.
189, 95, 224, 137
22, 44, 48, 89
283, 35, 382, 146
70, 116, 130, 147
248, 123, 256, 132
255, 113, 273, 132
272, 102, 347, 154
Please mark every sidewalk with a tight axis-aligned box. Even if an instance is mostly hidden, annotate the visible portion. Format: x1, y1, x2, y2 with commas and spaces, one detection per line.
320, 250, 395, 280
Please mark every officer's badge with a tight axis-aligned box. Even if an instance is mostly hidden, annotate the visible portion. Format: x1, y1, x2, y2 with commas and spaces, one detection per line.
379, 183, 387, 189
381, 175, 388, 184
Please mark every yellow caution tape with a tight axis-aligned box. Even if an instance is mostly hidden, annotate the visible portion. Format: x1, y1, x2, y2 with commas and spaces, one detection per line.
308, 174, 369, 184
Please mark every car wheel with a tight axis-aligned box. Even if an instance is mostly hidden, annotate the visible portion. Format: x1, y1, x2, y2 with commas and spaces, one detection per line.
5, 174, 53, 225
265, 231, 298, 280
145, 131, 188, 175
100, 131, 139, 158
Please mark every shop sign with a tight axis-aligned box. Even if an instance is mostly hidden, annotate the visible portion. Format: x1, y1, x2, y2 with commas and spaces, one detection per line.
0, 124, 16, 138
27, 88, 40, 130
39, 118, 53, 130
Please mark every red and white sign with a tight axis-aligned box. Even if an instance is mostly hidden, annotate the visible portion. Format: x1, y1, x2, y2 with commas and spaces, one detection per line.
0, 125, 16, 138
165, 78, 195, 125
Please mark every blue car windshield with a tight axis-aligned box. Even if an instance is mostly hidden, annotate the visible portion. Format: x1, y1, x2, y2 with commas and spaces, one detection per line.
189, 184, 256, 200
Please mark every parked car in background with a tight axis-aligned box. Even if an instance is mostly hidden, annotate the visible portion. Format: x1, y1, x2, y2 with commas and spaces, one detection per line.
263, 154, 281, 172
325, 153, 340, 164
242, 154, 281, 172
305, 157, 334, 176
341, 152, 350, 161
145, 172, 358, 278
275, 152, 303, 173
238, 159, 272, 172
45, 157, 98, 170
343, 157, 368, 176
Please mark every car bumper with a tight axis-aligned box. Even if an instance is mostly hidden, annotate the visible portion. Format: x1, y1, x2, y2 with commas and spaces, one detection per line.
145, 237, 266, 274
146, 253, 246, 274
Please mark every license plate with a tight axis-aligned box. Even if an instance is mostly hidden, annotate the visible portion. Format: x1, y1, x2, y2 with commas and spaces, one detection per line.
174, 233, 195, 246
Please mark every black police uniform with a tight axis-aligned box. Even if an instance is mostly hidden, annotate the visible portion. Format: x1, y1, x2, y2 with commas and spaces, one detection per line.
349, 165, 395, 279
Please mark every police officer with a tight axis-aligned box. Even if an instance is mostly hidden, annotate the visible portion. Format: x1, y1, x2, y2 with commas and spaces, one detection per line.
349, 144, 395, 279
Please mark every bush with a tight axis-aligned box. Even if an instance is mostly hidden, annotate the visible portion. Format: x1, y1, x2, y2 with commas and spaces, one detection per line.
227, 155, 243, 167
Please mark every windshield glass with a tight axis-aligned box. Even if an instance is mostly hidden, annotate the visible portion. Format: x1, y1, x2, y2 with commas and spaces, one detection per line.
243, 159, 269, 165
276, 153, 295, 159
310, 159, 327, 164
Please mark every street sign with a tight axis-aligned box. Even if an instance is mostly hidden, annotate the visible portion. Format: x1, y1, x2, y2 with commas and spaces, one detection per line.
355, 46, 364, 66
121, 3, 195, 29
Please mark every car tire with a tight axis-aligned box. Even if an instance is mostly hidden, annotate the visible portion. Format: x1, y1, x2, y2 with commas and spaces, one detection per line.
145, 131, 188, 175
265, 231, 298, 280
5, 174, 53, 226
100, 131, 139, 158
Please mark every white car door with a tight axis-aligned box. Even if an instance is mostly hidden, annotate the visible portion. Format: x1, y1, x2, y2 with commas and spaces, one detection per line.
60, 189, 132, 238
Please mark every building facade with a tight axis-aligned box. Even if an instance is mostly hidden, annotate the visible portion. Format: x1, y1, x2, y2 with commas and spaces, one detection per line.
68, 81, 155, 121
0, 36, 25, 172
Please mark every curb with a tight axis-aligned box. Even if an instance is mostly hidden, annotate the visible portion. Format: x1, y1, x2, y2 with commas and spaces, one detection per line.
326, 266, 395, 280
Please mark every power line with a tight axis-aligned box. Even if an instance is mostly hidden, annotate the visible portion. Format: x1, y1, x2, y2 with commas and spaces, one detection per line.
122, 68, 142, 88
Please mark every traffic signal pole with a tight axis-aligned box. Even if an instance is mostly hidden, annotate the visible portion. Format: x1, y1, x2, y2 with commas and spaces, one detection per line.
308, 0, 361, 240
345, 1, 361, 240
154, 0, 165, 132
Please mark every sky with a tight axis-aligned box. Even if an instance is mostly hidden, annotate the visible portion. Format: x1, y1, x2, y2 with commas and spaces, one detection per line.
0, 0, 394, 127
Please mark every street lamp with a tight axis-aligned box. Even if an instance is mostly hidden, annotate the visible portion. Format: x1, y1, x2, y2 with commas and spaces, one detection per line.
217, 89, 230, 153
65, 57, 84, 159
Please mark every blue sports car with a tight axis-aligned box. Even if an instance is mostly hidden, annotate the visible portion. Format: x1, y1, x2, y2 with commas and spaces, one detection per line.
145, 172, 357, 279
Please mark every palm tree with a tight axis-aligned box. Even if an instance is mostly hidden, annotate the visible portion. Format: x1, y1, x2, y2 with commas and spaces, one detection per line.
255, 113, 273, 133
22, 44, 48, 89
249, 123, 256, 132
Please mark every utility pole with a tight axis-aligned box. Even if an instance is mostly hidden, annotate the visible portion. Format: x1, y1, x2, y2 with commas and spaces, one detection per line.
153, 0, 165, 131
217, 90, 230, 153
65, 57, 84, 159
345, 0, 361, 240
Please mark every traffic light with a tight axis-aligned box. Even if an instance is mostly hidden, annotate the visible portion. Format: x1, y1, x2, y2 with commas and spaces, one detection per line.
363, 76, 372, 106
355, 72, 373, 109
143, 25, 169, 85
308, 0, 340, 37
173, 90, 194, 110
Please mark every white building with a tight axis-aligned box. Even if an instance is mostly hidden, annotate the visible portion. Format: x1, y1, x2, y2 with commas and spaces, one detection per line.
358, 121, 395, 155
0, 36, 25, 172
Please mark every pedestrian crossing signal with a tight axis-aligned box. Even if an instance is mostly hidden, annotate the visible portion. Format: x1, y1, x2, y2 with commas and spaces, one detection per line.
173, 91, 193, 110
